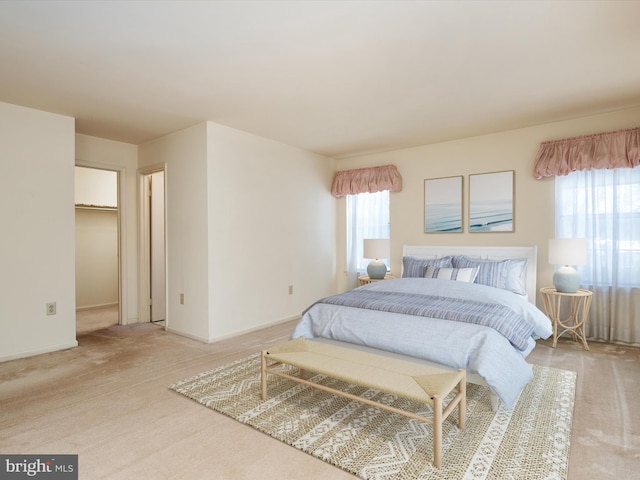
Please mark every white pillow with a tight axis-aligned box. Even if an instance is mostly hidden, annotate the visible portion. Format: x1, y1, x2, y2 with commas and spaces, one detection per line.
504, 258, 528, 296
424, 265, 479, 283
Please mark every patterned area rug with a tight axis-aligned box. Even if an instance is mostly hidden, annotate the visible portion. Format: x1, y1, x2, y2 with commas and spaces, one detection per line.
169, 354, 576, 480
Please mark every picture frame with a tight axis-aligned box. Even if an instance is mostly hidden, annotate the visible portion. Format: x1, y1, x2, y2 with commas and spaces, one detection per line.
468, 170, 514, 233
424, 175, 463, 233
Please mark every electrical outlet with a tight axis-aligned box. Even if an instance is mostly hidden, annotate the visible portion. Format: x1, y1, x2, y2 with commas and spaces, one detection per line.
46, 302, 56, 316
180, 293, 184, 305
288, 285, 294, 295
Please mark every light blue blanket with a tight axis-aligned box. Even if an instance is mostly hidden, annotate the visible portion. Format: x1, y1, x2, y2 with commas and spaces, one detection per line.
292, 278, 552, 409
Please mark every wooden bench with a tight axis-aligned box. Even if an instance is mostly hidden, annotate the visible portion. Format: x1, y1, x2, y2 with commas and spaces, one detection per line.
261, 337, 466, 468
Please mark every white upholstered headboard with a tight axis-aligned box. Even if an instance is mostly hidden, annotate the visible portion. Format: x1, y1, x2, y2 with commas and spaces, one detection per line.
402, 245, 538, 304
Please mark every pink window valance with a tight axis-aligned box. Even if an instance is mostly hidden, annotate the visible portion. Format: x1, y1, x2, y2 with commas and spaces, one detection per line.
331, 165, 403, 197
533, 126, 640, 179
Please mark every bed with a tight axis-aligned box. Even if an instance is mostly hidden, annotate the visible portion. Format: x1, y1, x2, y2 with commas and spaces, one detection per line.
290, 245, 552, 410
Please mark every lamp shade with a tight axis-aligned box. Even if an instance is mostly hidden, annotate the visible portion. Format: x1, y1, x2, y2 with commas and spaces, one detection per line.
363, 238, 389, 260
549, 238, 586, 293
548, 238, 586, 266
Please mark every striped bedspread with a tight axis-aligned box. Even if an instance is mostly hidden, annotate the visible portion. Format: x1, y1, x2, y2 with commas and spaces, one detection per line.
307, 289, 534, 351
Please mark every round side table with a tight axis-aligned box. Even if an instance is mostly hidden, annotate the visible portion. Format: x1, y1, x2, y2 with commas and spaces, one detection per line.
539, 287, 592, 351
358, 274, 396, 286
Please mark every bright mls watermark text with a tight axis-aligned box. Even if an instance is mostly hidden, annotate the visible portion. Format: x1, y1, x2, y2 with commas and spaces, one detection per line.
1, 455, 77, 479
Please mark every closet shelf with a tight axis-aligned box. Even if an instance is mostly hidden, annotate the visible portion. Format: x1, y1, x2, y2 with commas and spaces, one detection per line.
75, 204, 117, 211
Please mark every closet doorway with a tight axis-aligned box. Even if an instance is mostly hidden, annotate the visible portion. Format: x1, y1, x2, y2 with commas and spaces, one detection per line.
139, 168, 166, 327
75, 166, 120, 334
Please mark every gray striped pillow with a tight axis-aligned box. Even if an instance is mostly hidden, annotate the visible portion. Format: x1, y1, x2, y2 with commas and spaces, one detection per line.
452, 256, 509, 289
402, 256, 453, 278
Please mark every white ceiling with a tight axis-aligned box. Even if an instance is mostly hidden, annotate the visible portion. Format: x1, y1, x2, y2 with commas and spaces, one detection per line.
1, 0, 639, 159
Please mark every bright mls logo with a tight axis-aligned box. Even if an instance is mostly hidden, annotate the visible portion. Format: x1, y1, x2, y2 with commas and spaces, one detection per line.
1, 455, 77, 479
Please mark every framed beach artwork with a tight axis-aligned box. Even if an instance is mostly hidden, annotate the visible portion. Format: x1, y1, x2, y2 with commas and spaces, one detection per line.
424, 175, 463, 233
469, 170, 514, 232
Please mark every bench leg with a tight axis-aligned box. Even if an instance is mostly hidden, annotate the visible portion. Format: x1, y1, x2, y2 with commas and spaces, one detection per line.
433, 395, 442, 468
459, 375, 466, 430
261, 350, 268, 401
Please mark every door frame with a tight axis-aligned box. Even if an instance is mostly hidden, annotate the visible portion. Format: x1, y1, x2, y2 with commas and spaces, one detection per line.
74, 161, 126, 326
137, 164, 168, 328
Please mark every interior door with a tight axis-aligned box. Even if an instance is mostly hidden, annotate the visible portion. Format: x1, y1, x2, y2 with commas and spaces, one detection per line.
150, 171, 166, 322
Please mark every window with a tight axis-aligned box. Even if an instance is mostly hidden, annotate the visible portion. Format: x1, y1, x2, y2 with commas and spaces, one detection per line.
346, 190, 390, 284
555, 166, 640, 287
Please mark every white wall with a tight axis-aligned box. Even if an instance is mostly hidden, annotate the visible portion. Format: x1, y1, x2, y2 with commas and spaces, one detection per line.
138, 121, 336, 342
75, 209, 119, 308
0, 102, 77, 361
138, 123, 211, 341
75, 134, 139, 324
336, 107, 640, 303
75, 166, 118, 207
206, 122, 336, 340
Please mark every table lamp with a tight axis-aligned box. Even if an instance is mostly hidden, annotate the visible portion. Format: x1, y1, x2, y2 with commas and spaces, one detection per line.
363, 238, 389, 279
548, 238, 587, 293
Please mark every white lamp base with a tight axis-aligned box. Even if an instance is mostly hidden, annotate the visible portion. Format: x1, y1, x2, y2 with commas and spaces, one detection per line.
367, 259, 387, 279
553, 266, 581, 293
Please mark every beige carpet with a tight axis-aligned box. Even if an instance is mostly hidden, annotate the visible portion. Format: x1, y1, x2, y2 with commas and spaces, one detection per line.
170, 354, 576, 480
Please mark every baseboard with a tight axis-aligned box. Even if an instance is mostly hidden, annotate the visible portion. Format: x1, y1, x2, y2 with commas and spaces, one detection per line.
164, 327, 210, 344
164, 316, 301, 345
0, 340, 79, 363
206, 315, 301, 344
76, 302, 118, 312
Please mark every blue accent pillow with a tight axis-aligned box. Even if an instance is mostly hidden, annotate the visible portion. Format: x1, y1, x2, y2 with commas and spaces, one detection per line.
402, 256, 453, 278
452, 256, 528, 295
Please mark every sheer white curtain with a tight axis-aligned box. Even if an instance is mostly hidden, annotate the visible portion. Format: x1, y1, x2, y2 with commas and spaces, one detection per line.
555, 167, 640, 345
346, 190, 390, 290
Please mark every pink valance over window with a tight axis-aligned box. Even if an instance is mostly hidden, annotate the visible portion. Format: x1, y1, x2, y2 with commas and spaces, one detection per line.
533, 127, 640, 179
331, 165, 402, 197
